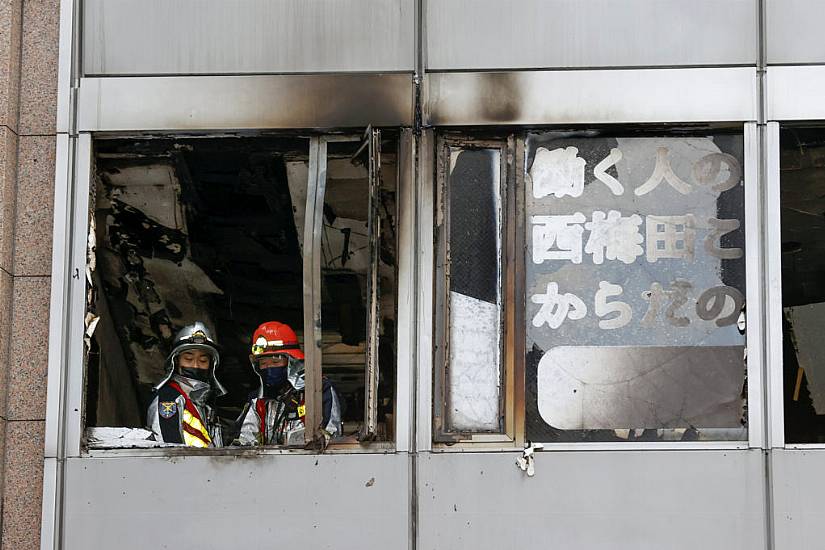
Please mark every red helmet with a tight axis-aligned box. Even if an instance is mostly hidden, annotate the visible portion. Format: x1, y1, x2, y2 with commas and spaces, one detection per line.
250, 321, 304, 360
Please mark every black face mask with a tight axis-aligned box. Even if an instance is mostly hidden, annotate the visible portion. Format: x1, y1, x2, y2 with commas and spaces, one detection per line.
180, 367, 210, 382
261, 367, 289, 398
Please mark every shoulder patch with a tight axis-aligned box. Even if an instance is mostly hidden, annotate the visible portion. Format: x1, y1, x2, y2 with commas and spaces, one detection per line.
159, 401, 177, 419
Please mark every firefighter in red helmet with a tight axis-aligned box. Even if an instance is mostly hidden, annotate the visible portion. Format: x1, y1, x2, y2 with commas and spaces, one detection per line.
234, 321, 342, 446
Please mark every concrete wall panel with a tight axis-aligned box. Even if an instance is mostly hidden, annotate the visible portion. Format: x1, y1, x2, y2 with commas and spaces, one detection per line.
418, 450, 766, 550
766, 0, 825, 64
62, 453, 409, 550
773, 449, 825, 550
83, 0, 415, 76
426, 0, 757, 71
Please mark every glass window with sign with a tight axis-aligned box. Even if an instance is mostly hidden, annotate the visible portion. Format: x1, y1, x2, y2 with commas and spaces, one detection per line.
434, 129, 749, 444
779, 127, 825, 444
83, 133, 397, 450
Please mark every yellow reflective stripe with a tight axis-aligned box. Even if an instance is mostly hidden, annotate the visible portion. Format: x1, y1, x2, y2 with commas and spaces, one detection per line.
182, 409, 211, 443
183, 431, 209, 448
182, 409, 207, 433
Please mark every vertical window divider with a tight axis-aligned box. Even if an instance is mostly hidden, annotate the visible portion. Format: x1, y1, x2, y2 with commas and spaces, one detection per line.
432, 137, 454, 442
765, 122, 784, 449
512, 134, 527, 447
303, 136, 325, 446
362, 127, 383, 440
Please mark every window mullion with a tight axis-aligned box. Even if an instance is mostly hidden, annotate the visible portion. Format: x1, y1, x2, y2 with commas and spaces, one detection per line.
303, 137, 324, 446
362, 128, 382, 439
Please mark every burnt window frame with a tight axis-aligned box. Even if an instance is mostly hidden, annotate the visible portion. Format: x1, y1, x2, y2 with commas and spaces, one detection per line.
431, 124, 764, 450
432, 134, 522, 445
66, 130, 402, 455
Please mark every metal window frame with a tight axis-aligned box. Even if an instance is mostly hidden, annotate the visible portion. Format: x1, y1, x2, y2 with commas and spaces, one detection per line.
764, 121, 784, 450
43, 133, 93, 461
430, 123, 764, 451
432, 134, 518, 445
762, 120, 825, 451
761, 120, 825, 450
306, 131, 388, 445
745, 121, 767, 450
44, 130, 406, 457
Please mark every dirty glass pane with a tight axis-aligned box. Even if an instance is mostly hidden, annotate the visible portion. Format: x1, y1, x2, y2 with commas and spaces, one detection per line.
780, 127, 825, 443
524, 132, 747, 442
446, 148, 503, 432
87, 137, 309, 445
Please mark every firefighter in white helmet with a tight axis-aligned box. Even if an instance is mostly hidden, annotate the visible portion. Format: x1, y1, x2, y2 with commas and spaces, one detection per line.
147, 322, 226, 447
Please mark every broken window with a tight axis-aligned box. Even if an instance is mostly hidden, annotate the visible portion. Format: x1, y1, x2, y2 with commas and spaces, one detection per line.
780, 127, 825, 444
524, 131, 748, 442
313, 134, 397, 443
84, 134, 397, 449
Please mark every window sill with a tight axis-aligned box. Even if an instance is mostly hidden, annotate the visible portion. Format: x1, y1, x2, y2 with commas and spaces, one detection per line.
430, 441, 753, 453
83, 441, 397, 458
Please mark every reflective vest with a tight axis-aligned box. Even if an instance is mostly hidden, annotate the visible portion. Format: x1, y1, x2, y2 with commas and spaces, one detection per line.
168, 381, 212, 447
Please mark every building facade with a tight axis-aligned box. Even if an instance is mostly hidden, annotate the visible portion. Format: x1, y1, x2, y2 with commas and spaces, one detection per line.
2, 1, 825, 549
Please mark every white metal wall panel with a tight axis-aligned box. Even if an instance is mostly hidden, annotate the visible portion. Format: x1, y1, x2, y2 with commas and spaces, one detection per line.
418, 450, 766, 550
83, 0, 415, 75
766, 66, 825, 122
426, 0, 757, 71
62, 454, 409, 549
766, 0, 825, 64
772, 449, 825, 549
425, 68, 758, 126
77, 74, 414, 131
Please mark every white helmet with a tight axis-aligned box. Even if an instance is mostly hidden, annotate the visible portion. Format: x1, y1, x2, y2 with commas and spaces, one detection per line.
154, 321, 227, 396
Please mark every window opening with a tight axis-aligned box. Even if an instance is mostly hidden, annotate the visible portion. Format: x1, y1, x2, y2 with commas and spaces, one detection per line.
84, 134, 396, 449
313, 134, 398, 443
780, 127, 825, 443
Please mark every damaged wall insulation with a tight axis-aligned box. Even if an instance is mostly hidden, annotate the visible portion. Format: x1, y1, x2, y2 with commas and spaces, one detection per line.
780, 127, 825, 443
87, 135, 398, 441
